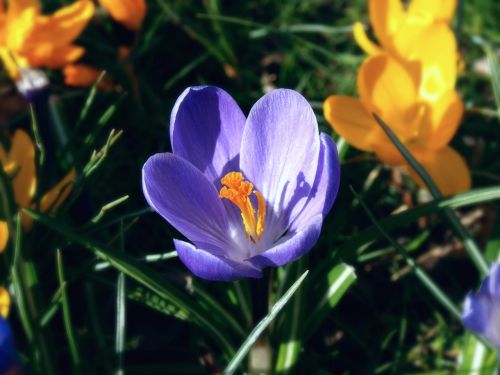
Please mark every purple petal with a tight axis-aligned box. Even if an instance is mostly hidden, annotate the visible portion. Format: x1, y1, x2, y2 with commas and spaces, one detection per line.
240, 89, 321, 233
462, 292, 490, 335
142, 153, 230, 252
174, 239, 262, 281
170, 86, 246, 184
462, 291, 500, 347
0, 316, 18, 373
248, 215, 322, 268
290, 133, 340, 231
487, 262, 500, 298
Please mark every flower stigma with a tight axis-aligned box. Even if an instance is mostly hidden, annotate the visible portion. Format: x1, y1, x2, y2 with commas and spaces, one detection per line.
219, 172, 266, 243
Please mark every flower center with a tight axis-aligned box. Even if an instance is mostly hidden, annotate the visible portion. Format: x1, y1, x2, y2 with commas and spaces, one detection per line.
219, 172, 266, 243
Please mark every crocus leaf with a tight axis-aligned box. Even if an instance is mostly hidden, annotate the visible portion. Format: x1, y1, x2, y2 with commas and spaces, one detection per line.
458, 332, 498, 375
372, 113, 489, 276
304, 262, 356, 338
23, 208, 238, 356
224, 270, 309, 375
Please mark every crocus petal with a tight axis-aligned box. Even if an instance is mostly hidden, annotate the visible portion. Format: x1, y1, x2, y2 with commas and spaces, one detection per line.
99, 0, 147, 31
358, 55, 419, 140
63, 64, 105, 88
174, 239, 261, 281
25, 44, 85, 68
0, 316, 18, 373
142, 153, 230, 252
487, 263, 500, 299
420, 90, 463, 149
408, 24, 457, 100
170, 86, 246, 184
407, 146, 471, 196
369, 0, 404, 51
0, 222, 8, 254
408, 0, 457, 23
462, 292, 491, 337
0, 288, 9, 318
323, 95, 381, 152
352, 22, 384, 56
249, 215, 322, 268
31, 0, 95, 47
8, 130, 36, 208
241, 89, 320, 231
291, 134, 340, 230
40, 169, 76, 213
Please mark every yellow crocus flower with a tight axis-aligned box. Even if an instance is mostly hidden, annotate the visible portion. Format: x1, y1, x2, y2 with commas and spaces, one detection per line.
0, 287, 9, 317
0, 130, 76, 251
98, 0, 146, 31
324, 54, 469, 196
0, 0, 95, 79
353, 0, 458, 99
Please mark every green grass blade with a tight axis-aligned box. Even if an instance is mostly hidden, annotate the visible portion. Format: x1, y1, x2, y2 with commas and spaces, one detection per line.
334, 186, 500, 262
372, 113, 489, 276
353, 188, 462, 319
305, 263, 356, 338
485, 44, 500, 115
115, 272, 126, 375
115, 220, 126, 375
458, 333, 498, 374
56, 249, 82, 371
24, 209, 237, 356
224, 270, 309, 375
275, 259, 307, 375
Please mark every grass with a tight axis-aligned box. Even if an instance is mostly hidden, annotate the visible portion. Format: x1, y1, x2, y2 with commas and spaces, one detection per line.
0, 0, 500, 373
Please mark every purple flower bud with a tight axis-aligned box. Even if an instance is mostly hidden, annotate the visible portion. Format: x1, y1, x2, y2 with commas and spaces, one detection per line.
462, 262, 500, 348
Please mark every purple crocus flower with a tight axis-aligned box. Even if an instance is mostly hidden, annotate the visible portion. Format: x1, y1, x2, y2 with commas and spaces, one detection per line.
0, 316, 21, 374
462, 262, 500, 348
142, 86, 340, 281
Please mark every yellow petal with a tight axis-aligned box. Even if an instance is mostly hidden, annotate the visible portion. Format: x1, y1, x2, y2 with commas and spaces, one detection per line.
0, 287, 10, 318
0, 47, 23, 79
408, 0, 457, 23
323, 96, 381, 151
63, 63, 100, 86
99, 0, 146, 31
40, 169, 76, 213
353, 22, 383, 56
419, 90, 463, 149
358, 55, 419, 140
407, 146, 471, 196
369, 0, 404, 51
409, 24, 457, 100
30, 0, 95, 48
7, 0, 40, 17
25, 44, 85, 68
0, 221, 8, 253
8, 130, 36, 209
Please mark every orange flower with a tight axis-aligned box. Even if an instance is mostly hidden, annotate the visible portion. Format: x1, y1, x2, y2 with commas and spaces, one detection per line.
0, 0, 95, 79
353, 0, 458, 99
324, 55, 469, 196
62, 63, 113, 91
99, 0, 146, 31
0, 287, 9, 317
0, 130, 76, 232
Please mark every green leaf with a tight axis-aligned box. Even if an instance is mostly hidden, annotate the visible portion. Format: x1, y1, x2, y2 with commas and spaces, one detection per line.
56, 249, 82, 371
305, 262, 356, 338
373, 114, 489, 275
24, 209, 237, 356
224, 270, 309, 375
458, 333, 498, 375
275, 259, 308, 374
334, 186, 500, 260
352, 188, 462, 320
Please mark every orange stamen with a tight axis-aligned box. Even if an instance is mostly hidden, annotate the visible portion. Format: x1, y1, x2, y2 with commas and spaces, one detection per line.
219, 172, 266, 243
